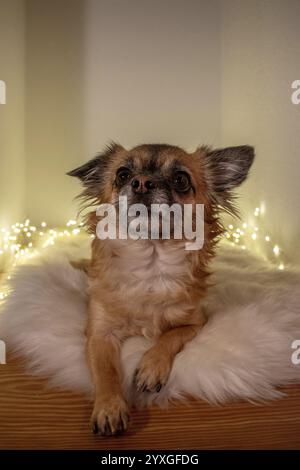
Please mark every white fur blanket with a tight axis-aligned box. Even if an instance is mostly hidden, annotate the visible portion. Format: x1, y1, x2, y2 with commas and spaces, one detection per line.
0, 238, 300, 407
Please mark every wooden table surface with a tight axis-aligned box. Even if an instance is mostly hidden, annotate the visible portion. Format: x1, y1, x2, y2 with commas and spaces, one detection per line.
0, 358, 300, 450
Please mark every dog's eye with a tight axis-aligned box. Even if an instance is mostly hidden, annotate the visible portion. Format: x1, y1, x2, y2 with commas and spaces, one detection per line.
116, 167, 132, 185
173, 171, 191, 192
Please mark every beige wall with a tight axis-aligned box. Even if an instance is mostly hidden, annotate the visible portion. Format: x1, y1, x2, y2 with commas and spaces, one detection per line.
0, 0, 25, 227
25, 0, 222, 225
1, 0, 300, 263
221, 0, 300, 264
84, 0, 222, 155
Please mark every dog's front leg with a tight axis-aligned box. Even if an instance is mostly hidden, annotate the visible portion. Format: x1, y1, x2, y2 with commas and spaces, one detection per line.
86, 305, 129, 435
134, 315, 206, 393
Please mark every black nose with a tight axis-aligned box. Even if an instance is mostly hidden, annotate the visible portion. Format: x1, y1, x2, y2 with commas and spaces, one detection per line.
131, 176, 156, 194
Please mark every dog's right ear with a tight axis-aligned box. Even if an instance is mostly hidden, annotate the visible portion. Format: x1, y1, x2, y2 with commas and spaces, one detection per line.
67, 156, 101, 182
67, 142, 124, 185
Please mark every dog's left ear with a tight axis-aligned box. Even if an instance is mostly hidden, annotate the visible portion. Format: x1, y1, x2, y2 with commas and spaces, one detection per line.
199, 145, 255, 212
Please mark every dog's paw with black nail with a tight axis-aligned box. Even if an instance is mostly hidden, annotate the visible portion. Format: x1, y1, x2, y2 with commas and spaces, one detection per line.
91, 395, 130, 436
134, 349, 171, 393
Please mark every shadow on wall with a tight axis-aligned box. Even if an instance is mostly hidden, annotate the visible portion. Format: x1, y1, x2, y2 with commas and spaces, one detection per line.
25, 0, 86, 226
0, 0, 25, 228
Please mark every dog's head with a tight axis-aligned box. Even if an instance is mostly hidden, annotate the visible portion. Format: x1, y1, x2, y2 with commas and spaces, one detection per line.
68, 142, 254, 217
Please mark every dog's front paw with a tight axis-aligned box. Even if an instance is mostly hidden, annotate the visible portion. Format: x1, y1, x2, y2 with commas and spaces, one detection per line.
91, 395, 130, 436
134, 349, 172, 393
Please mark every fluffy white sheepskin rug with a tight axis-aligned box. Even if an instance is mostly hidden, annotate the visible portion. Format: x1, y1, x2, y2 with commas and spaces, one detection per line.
1, 237, 300, 407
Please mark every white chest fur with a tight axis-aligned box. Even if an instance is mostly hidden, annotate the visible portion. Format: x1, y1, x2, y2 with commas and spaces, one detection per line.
90, 239, 196, 339
107, 239, 190, 296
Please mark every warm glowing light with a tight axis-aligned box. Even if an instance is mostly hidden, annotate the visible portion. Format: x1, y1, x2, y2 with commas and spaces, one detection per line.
0, 206, 287, 304
67, 219, 77, 227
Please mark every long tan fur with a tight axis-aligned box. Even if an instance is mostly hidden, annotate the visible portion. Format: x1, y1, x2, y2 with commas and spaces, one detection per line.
68, 142, 254, 435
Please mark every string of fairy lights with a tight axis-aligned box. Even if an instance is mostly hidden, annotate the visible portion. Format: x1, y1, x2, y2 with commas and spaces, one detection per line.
223, 206, 284, 270
0, 207, 285, 302
0, 219, 88, 301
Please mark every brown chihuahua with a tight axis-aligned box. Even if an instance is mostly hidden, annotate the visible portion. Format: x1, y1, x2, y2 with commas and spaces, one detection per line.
68, 143, 254, 436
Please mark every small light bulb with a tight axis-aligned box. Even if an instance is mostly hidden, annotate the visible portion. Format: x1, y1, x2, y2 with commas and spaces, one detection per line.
41, 222, 47, 228
251, 233, 257, 240
273, 245, 280, 256
265, 235, 270, 242
278, 263, 284, 270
